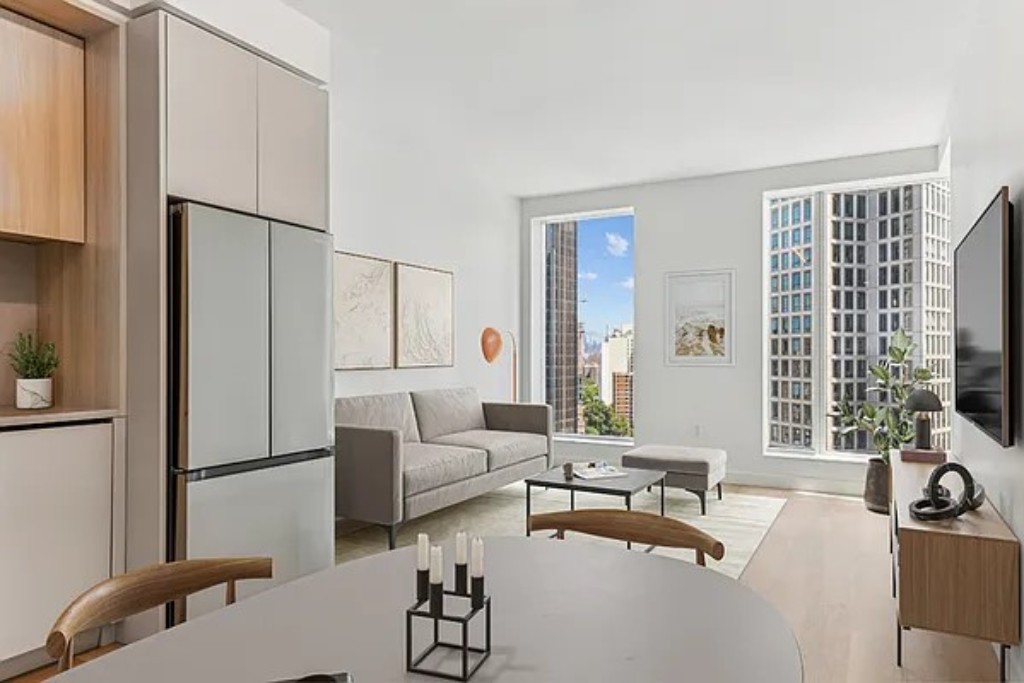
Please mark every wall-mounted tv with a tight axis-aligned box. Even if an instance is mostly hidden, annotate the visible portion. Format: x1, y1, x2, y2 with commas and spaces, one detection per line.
955, 186, 1014, 447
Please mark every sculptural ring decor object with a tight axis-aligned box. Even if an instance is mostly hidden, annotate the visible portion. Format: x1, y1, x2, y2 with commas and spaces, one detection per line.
480, 327, 517, 402
908, 462, 986, 522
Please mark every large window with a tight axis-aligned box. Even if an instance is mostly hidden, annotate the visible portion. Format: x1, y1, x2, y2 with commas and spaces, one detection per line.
765, 180, 952, 456
544, 213, 635, 438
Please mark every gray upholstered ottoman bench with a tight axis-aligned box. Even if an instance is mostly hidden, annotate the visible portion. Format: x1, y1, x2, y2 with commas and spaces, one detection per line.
621, 445, 727, 515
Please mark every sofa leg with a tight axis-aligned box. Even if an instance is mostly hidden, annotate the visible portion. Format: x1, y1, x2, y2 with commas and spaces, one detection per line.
386, 524, 398, 550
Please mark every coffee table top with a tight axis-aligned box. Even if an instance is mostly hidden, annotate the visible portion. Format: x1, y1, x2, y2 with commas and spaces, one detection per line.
526, 465, 666, 495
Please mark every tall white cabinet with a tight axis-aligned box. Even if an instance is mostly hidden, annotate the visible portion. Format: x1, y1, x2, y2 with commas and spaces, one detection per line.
165, 14, 328, 230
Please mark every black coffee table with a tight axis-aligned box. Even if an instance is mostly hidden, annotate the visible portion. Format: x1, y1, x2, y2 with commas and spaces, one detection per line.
524, 466, 667, 549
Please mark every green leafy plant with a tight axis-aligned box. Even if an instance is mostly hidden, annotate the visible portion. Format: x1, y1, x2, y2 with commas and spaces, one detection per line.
7, 333, 59, 380
580, 379, 633, 437
835, 328, 932, 464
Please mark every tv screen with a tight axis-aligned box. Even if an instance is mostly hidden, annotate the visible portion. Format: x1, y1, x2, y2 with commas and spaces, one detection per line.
955, 186, 1013, 447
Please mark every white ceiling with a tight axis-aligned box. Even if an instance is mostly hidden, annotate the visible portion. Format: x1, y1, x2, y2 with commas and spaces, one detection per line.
286, 0, 980, 198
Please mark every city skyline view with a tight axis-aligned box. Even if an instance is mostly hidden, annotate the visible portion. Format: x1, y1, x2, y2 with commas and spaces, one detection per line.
576, 214, 635, 345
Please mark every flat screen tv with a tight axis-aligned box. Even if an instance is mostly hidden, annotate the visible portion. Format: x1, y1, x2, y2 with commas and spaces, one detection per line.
955, 186, 1014, 447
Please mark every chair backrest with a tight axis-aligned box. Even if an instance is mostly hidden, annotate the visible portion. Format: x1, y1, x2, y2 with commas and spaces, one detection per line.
529, 509, 725, 566
47, 557, 272, 672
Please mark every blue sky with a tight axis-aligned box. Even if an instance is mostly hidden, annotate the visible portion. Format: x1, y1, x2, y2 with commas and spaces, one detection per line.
576, 214, 635, 344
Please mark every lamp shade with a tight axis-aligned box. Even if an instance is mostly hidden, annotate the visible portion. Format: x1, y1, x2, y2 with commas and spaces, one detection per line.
905, 388, 943, 413
480, 327, 503, 364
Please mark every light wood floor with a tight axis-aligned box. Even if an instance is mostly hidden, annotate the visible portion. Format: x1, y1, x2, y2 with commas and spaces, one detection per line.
10, 644, 121, 682
741, 490, 1000, 682
11, 486, 1000, 682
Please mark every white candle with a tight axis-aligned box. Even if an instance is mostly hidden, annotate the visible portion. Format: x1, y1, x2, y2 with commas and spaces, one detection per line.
455, 531, 468, 565
429, 546, 443, 584
470, 538, 484, 578
417, 533, 430, 571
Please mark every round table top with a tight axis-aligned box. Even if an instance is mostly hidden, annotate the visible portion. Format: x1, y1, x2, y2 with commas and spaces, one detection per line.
58, 537, 803, 682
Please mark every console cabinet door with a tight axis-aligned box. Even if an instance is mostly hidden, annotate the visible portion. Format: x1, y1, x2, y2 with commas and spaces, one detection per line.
166, 15, 258, 213
257, 60, 328, 230
0, 424, 112, 660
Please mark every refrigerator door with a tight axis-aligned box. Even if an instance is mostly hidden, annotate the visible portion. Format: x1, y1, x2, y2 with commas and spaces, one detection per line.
180, 203, 270, 469
180, 454, 334, 619
271, 223, 333, 456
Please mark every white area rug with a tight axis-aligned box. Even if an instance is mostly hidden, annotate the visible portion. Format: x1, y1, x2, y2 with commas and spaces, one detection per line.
336, 482, 787, 579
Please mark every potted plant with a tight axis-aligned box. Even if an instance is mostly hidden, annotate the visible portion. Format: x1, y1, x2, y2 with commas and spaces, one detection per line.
835, 329, 932, 514
8, 332, 60, 410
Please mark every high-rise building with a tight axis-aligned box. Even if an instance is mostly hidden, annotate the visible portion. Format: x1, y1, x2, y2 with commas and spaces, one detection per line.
767, 181, 952, 454
600, 324, 633, 405
545, 221, 578, 433
612, 372, 634, 425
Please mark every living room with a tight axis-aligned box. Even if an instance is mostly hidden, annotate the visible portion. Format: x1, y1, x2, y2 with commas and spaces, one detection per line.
1, 0, 1023, 681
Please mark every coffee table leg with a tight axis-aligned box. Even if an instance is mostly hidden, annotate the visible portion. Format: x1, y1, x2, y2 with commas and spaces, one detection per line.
625, 494, 632, 550
661, 478, 666, 516
526, 483, 531, 536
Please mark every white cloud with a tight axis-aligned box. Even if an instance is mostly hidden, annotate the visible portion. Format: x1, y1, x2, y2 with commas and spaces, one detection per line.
621, 277, 635, 290
605, 232, 629, 257
578, 271, 598, 281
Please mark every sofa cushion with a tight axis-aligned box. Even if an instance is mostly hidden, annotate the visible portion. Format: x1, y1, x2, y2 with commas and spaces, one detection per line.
402, 442, 487, 496
431, 430, 548, 471
335, 392, 421, 443
410, 388, 486, 442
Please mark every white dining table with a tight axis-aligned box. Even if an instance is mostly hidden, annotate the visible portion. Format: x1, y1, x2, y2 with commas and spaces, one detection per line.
56, 537, 802, 682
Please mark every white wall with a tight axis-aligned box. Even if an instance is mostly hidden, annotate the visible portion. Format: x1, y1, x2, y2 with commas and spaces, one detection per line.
522, 148, 939, 492
945, 3, 1024, 678
283, 0, 521, 402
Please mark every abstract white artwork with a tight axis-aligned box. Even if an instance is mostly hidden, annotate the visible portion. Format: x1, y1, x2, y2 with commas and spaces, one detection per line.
396, 263, 453, 368
333, 252, 393, 369
665, 269, 735, 366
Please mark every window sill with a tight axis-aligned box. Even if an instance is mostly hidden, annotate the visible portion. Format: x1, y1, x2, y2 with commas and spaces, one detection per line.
554, 434, 635, 448
763, 449, 869, 465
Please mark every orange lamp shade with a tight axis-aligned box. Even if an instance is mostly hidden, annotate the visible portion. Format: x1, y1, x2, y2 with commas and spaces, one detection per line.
481, 327, 503, 363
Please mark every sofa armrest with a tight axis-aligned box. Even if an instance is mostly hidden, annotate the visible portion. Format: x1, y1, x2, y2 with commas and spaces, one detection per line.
335, 424, 403, 526
483, 402, 553, 466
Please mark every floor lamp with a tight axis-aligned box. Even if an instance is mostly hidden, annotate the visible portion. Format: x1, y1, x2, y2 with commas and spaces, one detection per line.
481, 327, 517, 402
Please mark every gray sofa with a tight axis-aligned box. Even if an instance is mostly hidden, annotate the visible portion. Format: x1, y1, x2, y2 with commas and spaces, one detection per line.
335, 387, 552, 548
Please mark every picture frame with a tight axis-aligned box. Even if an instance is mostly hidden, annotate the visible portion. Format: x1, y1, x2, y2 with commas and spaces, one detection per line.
395, 262, 454, 368
333, 251, 394, 370
664, 269, 735, 366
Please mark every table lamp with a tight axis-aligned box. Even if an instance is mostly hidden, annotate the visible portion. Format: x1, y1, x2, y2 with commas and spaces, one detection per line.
905, 388, 944, 450
481, 327, 517, 402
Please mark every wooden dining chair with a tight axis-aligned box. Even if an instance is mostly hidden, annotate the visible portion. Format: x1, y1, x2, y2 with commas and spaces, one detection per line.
529, 509, 725, 566
47, 557, 273, 672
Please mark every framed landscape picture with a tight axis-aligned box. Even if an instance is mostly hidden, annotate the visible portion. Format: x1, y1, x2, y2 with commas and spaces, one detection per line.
395, 263, 454, 368
333, 252, 394, 369
665, 269, 735, 366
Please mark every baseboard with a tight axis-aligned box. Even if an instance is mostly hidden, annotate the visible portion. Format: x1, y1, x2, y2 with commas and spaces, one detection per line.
726, 470, 862, 496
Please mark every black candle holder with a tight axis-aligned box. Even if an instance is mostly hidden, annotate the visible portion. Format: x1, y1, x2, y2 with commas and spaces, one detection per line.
406, 589, 491, 681
454, 563, 468, 595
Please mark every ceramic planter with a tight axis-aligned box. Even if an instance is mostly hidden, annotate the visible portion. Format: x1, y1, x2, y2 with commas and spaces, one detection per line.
863, 456, 890, 515
16, 378, 53, 410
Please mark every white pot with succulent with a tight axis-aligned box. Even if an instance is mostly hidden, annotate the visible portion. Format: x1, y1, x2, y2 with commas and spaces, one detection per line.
8, 332, 60, 410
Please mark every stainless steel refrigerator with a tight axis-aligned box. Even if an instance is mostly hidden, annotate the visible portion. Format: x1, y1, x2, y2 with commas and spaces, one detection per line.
168, 202, 334, 621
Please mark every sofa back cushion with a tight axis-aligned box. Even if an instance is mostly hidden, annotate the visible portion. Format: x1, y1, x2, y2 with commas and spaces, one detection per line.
335, 392, 421, 443
411, 388, 487, 442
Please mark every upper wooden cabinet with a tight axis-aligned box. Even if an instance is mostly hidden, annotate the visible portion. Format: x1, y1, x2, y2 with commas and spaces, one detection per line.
258, 61, 329, 231
0, 9, 84, 243
166, 15, 259, 213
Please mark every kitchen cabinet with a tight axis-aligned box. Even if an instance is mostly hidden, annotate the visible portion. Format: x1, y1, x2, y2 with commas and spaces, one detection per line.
0, 423, 112, 661
0, 9, 84, 243
166, 14, 258, 213
258, 60, 329, 230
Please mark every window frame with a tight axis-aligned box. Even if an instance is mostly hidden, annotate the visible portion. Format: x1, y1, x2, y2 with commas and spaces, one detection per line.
761, 172, 948, 461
